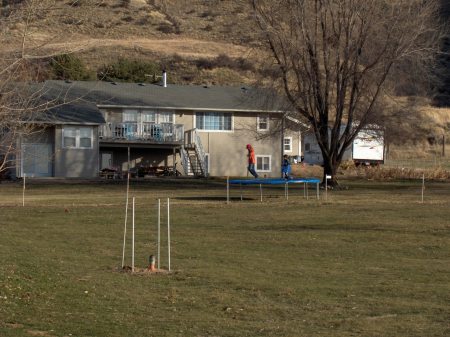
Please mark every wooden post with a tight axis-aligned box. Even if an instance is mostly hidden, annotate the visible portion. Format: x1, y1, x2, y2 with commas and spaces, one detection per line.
157, 199, 161, 269
132, 197, 135, 273
421, 174, 425, 203
22, 174, 26, 207
167, 198, 171, 271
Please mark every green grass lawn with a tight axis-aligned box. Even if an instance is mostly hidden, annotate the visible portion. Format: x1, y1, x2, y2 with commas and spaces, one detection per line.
0, 178, 449, 337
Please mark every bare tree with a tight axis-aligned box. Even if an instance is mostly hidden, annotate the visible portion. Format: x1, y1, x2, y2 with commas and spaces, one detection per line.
0, 0, 97, 177
251, 0, 442, 185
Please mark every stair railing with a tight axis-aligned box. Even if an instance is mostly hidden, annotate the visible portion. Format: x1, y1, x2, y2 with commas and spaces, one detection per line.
193, 129, 207, 177
180, 146, 191, 176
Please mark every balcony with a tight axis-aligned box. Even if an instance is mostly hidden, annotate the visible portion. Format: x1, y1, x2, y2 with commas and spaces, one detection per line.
99, 122, 184, 144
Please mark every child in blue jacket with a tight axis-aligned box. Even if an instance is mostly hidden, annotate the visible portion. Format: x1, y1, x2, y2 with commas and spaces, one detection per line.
282, 155, 291, 179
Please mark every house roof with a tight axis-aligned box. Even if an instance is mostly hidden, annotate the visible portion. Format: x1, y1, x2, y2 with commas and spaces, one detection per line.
37, 102, 105, 125
29, 82, 105, 125
41, 80, 289, 113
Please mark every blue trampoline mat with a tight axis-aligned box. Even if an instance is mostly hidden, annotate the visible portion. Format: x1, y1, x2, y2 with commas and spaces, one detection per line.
229, 178, 321, 185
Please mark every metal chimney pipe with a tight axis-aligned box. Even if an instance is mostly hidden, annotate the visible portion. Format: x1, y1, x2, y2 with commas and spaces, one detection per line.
162, 69, 167, 88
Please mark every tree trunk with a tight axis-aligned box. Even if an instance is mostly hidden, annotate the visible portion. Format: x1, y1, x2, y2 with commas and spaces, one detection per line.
322, 157, 338, 187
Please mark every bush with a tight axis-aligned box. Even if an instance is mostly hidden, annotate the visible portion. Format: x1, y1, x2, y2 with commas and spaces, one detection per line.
119, 0, 131, 8
98, 58, 161, 83
156, 19, 181, 34
157, 23, 175, 34
50, 54, 95, 81
195, 54, 254, 72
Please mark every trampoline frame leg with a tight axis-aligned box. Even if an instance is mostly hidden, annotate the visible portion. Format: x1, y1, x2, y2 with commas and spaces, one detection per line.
240, 183, 243, 201
306, 183, 309, 200
226, 177, 230, 204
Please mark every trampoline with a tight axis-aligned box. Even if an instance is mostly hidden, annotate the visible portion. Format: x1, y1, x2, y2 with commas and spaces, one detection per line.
226, 177, 321, 202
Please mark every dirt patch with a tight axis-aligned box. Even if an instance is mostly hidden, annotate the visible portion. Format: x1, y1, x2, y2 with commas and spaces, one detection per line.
4, 323, 24, 329
27, 330, 55, 337
119, 265, 172, 276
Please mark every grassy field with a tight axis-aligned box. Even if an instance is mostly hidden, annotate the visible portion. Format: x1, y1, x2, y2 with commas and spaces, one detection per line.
0, 178, 449, 337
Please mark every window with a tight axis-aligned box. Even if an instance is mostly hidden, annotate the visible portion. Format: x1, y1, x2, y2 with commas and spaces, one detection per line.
159, 111, 174, 123
256, 155, 271, 172
305, 143, 311, 151
63, 126, 93, 148
284, 137, 292, 152
196, 112, 232, 131
142, 110, 156, 123
79, 128, 92, 148
257, 116, 269, 131
63, 127, 76, 147
123, 110, 138, 122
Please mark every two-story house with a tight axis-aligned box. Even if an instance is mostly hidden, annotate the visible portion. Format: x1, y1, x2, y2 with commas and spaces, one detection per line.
13, 79, 301, 179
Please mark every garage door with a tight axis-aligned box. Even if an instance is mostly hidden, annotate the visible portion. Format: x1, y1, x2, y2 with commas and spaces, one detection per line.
22, 144, 53, 177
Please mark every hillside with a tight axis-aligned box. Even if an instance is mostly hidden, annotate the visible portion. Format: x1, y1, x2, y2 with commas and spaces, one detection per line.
2, 0, 257, 80
1, 0, 449, 147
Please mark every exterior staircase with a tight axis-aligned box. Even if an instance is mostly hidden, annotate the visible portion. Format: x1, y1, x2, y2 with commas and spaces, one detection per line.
181, 129, 207, 177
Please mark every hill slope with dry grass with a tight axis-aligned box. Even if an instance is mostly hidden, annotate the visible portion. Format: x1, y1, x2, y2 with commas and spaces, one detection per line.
1, 0, 449, 150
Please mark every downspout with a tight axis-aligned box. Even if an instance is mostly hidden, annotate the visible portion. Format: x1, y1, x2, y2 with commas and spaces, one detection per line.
97, 126, 100, 177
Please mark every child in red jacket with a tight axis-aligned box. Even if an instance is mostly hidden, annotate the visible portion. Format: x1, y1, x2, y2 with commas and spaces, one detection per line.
246, 144, 259, 178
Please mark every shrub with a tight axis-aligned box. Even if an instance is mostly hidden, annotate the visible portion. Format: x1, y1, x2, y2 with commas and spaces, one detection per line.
195, 54, 254, 72
121, 15, 134, 22
199, 10, 219, 19
157, 23, 175, 34
50, 54, 95, 81
120, 0, 131, 8
98, 58, 161, 83
203, 24, 213, 32
157, 17, 181, 35
195, 57, 215, 70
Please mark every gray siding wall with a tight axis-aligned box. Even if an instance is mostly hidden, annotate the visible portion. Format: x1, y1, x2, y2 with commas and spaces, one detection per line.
17, 127, 55, 178
98, 108, 301, 178
195, 112, 283, 177
54, 125, 100, 178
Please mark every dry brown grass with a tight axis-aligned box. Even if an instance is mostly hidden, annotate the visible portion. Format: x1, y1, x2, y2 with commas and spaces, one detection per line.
291, 161, 450, 181
291, 163, 323, 178
339, 161, 450, 181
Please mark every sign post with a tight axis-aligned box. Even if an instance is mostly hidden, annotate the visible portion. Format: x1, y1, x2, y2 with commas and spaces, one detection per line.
325, 175, 332, 201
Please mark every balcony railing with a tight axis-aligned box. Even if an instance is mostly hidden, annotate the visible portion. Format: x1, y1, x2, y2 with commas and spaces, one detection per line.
99, 122, 184, 143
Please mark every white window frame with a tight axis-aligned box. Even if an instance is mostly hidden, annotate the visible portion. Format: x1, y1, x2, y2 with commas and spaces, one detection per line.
256, 155, 271, 172
62, 126, 93, 149
257, 116, 269, 131
195, 112, 233, 132
123, 109, 138, 122
141, 110, 156, 123
157, 110, 174, 123
284, 137, 293, 153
